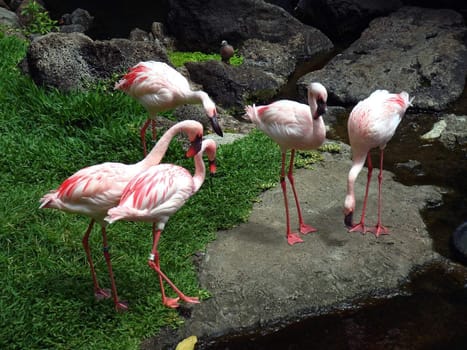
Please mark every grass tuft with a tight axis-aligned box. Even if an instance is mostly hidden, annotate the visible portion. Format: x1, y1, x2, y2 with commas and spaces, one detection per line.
169, 50, 243, 67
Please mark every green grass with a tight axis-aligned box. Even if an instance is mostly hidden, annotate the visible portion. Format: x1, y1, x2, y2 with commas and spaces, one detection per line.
169, 50, 243, 67
0, 33, 334, 349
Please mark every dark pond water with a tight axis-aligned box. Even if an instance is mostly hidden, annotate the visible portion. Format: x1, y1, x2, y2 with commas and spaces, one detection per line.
202, 97, 467, 349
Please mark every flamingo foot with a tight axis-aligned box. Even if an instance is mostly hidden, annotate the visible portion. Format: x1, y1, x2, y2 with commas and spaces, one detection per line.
287, 232, 304, 245
115, 301, 129, 312
94, 288, 112, 301
300, 223, 317, 235
180, 295, 200, 305
367, 224, 389, 237
163, 297, 181, 309
348, 222, 366, 234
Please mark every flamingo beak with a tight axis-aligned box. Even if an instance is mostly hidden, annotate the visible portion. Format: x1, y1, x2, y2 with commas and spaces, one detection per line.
210, 113, 224, 137
208, 160, 217, 176
315, 100, 327, 119
344, 212, 353, 228
186, 134, 202, 157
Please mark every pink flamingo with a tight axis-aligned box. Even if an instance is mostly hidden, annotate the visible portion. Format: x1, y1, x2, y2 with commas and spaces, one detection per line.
39, 120, 204, 311
105, 139, 217, 308
244, 82, 328, 245
344, 90, 413, 236
115, 61, 223, 155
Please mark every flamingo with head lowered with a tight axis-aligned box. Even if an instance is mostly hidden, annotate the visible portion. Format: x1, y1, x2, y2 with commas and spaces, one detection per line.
39, 120, 204, 311
115, 61, 223, 155
344, 89, 413, 236
244, 82, 328, 245
105, 139, 217, 308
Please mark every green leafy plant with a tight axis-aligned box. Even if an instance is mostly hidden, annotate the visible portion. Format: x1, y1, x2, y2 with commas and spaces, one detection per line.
20, 0, 58, 35
169, 50, 243, 67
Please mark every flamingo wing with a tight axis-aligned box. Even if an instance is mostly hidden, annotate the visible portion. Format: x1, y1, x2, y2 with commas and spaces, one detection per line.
108, 164, 194, 223
349, 91, 404, 149
40, 163, 142, 218
253, 100, 313, 148
116, 61, 191, 110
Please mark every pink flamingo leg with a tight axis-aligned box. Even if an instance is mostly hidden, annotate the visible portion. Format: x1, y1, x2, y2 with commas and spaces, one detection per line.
100, 227, 128, 311
151, 119, 157, 142
148, 227, 199, 308
367, 149, 389, 237
349, 153, 372, 233
140, 119, 152, 156
288, 149, 317, 235
81, 220, 111, 300
280, 152, 303, 245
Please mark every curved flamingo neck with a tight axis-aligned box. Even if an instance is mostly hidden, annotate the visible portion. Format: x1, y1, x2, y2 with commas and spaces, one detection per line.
308, 94, 318, 118
191, 140, 216, 193
139, 121, 195, 167
192, 152, 206, 194
187, 91, 215, 117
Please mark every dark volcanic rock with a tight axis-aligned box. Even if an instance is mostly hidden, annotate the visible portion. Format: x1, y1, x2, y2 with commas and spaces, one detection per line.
24, 32, 169, 91
167, 0, 333, 59
295, 0, 403, 42
297, 6, 467, 111
185, 60, 283, 114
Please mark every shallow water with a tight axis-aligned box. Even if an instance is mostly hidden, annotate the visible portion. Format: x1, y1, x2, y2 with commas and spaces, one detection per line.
203, 107, 467, 349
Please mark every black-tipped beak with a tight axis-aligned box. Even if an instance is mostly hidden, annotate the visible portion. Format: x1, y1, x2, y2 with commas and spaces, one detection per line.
186, 134, 202, 158
315, 100, 327, 119
208, 159, 217, 176
210, 114, 223, 137
344, 212, 353, 228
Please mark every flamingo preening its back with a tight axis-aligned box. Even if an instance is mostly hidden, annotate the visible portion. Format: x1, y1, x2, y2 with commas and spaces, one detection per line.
105, 139, 217, 308
244, 82, 328, 245
115, 61, 223, 155
344, 89, 413, 236
39, 120, 204, 311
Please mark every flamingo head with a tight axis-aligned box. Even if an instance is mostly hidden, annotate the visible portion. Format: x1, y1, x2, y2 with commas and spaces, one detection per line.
201, 95, 223, 137
186, 133, 203, 158
308, 82, 328, 119
343, 195, 355, 228
209, 108, 224, 137
202, 139, 218, 176
344, 210, 353, 228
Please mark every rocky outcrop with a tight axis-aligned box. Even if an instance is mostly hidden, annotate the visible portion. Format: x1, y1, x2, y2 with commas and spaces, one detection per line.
421, 114, 467, 152
166, 0, 333, 57
185, 58, 284, 115
295, 0, 403, 42
297, 6, 467, 111
24, 32, 169, 91
0, 6, 20, 28
58, 8, 93, 34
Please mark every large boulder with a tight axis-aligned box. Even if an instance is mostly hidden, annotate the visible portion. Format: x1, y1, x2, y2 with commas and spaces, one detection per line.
0, 6, 20, 28
295, 0, 403, 42
297, 7, 467, 111
185, 60, 283, 114
166, 0, 333, 59
24, 32, 169, 91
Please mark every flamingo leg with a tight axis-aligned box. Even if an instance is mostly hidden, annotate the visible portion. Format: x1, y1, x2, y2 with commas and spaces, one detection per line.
81, 220, 111, 300
349, 153, 372, 233
287, 149, 317, 235
368, 149, 389, 237
151, 119, 157, 142
280, 152, 303, 245
100, 227, 128, 311
140, 119, 152, 156
147, 226, 199, 308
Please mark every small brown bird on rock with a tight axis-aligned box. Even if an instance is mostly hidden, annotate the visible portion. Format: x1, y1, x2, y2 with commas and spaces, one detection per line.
220, 40, 234, 64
